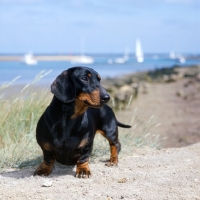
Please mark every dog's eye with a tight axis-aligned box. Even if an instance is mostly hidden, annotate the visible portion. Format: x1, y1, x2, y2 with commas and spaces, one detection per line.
81, 76, 88, 82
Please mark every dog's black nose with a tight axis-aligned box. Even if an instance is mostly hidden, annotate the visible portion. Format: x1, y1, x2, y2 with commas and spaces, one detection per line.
101, 94, 110, 103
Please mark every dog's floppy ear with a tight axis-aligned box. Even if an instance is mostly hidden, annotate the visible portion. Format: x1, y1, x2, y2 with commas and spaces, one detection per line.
51, 70, 75, 103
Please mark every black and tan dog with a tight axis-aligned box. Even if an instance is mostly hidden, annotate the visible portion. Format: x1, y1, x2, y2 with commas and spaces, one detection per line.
34, 66, 131, 178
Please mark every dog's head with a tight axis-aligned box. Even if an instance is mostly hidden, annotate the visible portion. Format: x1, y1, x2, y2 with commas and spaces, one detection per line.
51, 66, 110, 107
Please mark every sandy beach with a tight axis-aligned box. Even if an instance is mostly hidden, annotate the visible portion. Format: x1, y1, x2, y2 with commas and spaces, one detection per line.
0, 143, 199, 199
1, 66, 200, 199
117, 79, 200, 148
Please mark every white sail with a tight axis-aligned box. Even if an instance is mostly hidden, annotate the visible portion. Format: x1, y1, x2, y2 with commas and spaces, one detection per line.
114, 47, 129, 64
71, 38, 94, 64
22, 53, 37, 65
135, 39, 144, 63
70, 55, 94, 64
169, 51, 186, 63
169, 51, 176, 59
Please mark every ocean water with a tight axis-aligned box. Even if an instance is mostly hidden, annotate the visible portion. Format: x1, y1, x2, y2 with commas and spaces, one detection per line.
0, 54, 199, 86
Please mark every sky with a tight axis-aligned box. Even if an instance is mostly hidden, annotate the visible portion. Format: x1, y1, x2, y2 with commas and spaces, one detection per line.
0, 0, 199, 54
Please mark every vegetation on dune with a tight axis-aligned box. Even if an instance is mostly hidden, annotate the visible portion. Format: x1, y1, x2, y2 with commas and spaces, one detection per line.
0, 82, 51, 170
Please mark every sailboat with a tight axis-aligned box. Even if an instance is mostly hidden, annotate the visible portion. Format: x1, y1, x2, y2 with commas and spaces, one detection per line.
135, 39, 144, 63
114, 47, 129, 64
169, 51, 176, 59
70, 55, 94, 64
70, 39, 94, 64
22, 53, 37, 65
169, 51, 186, 64
178, 55, 186, 64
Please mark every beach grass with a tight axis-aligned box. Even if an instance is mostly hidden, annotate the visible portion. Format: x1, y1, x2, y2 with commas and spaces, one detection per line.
0, 77, 161, 172
0, 82, 51, 171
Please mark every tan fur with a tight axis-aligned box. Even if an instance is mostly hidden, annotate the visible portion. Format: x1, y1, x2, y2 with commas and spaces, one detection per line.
75, 161, 91, 177
96, 130, 118, 165
71, 89, 100, 119
71, 99, 88, 119
96, 129, 105, 137
78, 138, 88, 148
34, 160, 55, 176
42, 142, 54, 151
107, 145, 118, 165
78, 89, 100, 106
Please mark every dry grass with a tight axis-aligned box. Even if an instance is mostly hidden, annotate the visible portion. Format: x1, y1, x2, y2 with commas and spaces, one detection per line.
0, 73, 52, 171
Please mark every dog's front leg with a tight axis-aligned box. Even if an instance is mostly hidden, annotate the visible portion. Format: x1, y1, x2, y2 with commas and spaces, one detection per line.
75, 142, 93, 178
34, 150, 55, 176
75, 161, 91, 178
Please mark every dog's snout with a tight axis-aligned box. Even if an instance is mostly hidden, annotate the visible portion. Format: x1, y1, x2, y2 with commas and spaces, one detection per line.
101, 94, 110, 103
99, 86, 110, 104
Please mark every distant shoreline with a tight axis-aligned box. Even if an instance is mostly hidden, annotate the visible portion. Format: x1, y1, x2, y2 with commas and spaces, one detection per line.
0, 55, 86, 61
0, 54, 200, 61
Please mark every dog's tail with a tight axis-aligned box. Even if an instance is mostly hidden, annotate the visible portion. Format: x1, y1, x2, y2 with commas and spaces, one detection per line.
117, 121, 131, 128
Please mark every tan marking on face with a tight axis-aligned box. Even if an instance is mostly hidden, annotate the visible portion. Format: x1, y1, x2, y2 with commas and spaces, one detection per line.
71, 99, 88, 119
97, 74, 101, 80
88, 73, 92, 77
63, 71, 68, 76
78, 138, 88, 148
78, 89, 100, 106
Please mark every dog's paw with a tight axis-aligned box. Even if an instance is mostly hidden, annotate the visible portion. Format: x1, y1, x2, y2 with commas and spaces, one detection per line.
33, 162, 53, 176
75, 162, 91, 178
105, 156, 118, 167
34, 169, 52, 176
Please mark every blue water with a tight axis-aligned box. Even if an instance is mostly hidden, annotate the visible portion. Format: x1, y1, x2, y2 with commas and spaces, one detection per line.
0, 54, 199, 86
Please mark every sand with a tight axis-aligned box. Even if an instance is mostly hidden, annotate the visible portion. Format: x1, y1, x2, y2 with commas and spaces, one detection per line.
1, 77, 200, 199
0, 143, 199, 200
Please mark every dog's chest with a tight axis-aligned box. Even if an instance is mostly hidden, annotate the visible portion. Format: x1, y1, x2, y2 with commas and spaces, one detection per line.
53, 113, 91, 149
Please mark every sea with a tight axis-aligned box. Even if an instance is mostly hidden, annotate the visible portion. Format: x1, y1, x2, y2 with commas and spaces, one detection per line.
0, 54, 199, 86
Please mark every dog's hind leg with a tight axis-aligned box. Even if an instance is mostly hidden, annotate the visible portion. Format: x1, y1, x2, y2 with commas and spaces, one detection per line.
97, 128, 121, 166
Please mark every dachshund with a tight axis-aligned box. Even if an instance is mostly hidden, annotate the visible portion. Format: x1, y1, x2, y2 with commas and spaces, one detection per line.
34, 66, 131, 178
